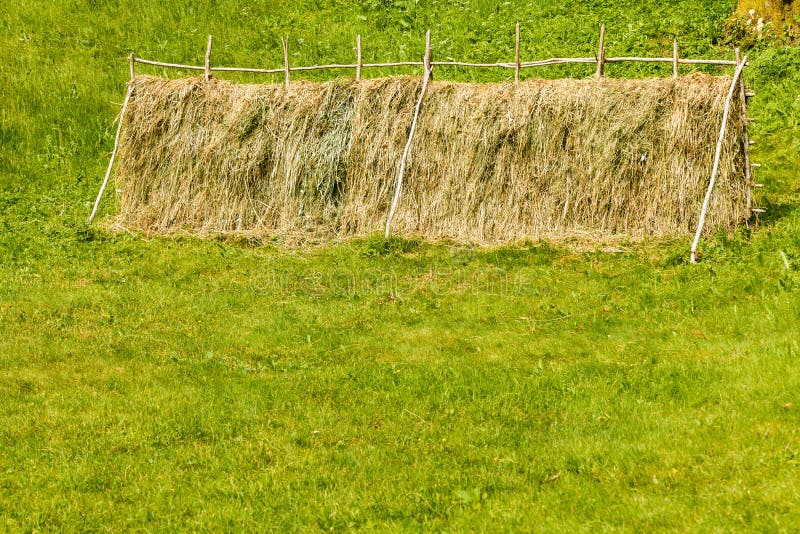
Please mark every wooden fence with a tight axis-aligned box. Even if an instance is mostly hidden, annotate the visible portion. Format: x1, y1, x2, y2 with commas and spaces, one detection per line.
91, 24, 762, 263
128, 24, 741, 86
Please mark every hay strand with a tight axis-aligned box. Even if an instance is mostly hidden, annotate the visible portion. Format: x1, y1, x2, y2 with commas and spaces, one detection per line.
690, 56, 748, 263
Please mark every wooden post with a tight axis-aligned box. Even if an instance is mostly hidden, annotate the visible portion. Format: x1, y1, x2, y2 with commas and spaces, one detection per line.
515, 21, 521, 83
89, 85, 134, 224
735, 48, 754, 213
129, 53, 136, 81
204, 35, 212, 81
596, 24, 606, 79
673, 38, 679, 78
385, 30, 433, 239
689, 56, 748, 263
425, 29, 432, 71
356, 34, 362, 81
282, 36, 290, 89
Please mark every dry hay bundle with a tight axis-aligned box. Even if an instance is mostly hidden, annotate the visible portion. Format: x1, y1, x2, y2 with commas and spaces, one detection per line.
115, 74, 749, 243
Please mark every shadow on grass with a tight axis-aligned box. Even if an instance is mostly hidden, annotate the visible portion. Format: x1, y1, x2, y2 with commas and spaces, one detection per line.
754, 198, 799, 227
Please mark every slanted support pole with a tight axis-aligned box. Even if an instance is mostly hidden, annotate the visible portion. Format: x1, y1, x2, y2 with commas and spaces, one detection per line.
689, 56, 748, 263
204, 35, 213, 81
89, 85, 134, 224
596, 24, 606, 79
385, 30, 432, 239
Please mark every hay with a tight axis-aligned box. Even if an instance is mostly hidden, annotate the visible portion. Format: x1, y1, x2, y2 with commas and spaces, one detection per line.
114, 73, 749, 244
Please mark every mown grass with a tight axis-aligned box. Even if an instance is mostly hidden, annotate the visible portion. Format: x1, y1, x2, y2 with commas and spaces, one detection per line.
1, 0, 800, 530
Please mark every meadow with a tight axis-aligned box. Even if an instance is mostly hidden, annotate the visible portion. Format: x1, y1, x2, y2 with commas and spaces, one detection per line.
1, 0, 799, 530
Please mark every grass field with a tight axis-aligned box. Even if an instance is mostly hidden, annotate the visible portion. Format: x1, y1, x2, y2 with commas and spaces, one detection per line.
2, 0, 800, 530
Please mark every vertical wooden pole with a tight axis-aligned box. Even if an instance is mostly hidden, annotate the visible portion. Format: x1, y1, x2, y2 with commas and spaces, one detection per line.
424, 29, 431, 71
385, 30, 433, 239
673, 38, 679, 78
282, 36, 290, 89
129, 53, 136, 81
515, 21, 521, 84
204, 35, 213, 81
735, 48, 754, 213
356, 34, 362, 81
596, 24, 606, 79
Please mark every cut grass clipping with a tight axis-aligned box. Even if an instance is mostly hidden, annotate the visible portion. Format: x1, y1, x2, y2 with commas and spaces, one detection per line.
114, 74, 749, 244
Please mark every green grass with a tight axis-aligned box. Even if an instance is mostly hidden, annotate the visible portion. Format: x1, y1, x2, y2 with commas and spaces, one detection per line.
2, 0, 800, 530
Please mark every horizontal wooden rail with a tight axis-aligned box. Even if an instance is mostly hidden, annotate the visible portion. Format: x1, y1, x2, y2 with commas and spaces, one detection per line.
361, 61, 421, 68
131, 55, 740, 76
432, 61, 515, 68
213, 66, 284, 74
133, 58, 206, 70
523, 58, 596, 66
133, 58, 424, 72
606, 57, 740, 66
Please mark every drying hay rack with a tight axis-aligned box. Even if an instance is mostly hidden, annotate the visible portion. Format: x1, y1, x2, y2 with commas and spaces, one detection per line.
90, 24, 763, 263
